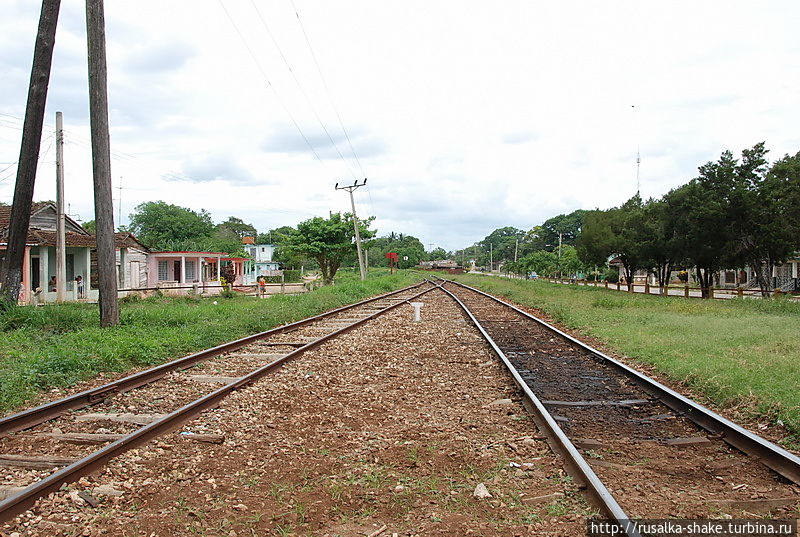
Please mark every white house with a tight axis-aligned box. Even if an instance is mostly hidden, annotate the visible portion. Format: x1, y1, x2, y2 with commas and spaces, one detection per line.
242, 243, 281, 284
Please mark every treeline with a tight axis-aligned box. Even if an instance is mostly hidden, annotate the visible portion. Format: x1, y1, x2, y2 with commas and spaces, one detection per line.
577, 143, 800, 296
120, 201, 445, 281
489, 143, 800, 297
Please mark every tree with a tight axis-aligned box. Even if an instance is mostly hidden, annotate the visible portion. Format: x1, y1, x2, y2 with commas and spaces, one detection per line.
638, 198, 682, 292
256, 226, 294, 245
82, 219, 97, 233
428, 247, 448, 261
283, 213, 374, 284
539, 210, 587, 251
215, 217, 256, 239
557, 245, 584, 278
128, 201, 214, 249
480, 227, 525, 264
521, 250, 558, 277
577, 196, 647, 287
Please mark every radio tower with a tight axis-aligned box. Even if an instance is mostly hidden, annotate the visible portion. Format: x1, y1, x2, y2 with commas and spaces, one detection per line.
636, 147, 641, 197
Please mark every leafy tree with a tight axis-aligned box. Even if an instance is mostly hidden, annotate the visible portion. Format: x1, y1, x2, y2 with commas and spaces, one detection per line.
557, 245, 584, 278
128, 201, 214, 250
215, 217, 256, 239
480, 227, 525, 265
283, 213, 374, 284
428, 247, 449, 261
520, 249, 558, 277
256, 226, 295, 245
638, 198, 682, 292
82, 220, 96, 233
364, 232, 426, 269
577, 196, 647, 287
539, 210, 587, 251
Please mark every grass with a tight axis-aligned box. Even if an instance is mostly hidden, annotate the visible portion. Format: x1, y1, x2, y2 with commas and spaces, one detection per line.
0, 269, 423, 413
451, 274, 800, 447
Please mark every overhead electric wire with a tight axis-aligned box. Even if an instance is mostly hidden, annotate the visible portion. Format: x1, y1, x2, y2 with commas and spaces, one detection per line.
249, 0, 357, 180
217, 0, 327, 168
289, 0, 366, 179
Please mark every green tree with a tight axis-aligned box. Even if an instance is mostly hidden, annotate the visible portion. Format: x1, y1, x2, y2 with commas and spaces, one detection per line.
521, 250, 558, 277
256, 226, 295, 245
577, 196, 647, 286
82, 220, 96, 233
539, 210, 587, 251
128, 201, 214, 249
481, 227, 525, 265
283, 213, 374, 284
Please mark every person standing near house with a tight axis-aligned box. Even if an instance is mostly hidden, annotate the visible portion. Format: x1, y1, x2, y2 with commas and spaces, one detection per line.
75, 275, 85, 298
257, 275, 266, 298
48, 276, 57, 292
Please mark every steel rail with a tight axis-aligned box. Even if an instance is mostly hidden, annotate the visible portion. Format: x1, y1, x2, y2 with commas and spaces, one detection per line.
0, 281, 429, 435
437, 284, 641, 537
0, 283, 440, 523
442, 278, 800, 485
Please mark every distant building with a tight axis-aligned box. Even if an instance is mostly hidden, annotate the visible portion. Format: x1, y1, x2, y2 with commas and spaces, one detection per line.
242, 243, 281, 284
146, 251, 226, 290
418, 259, 464, 274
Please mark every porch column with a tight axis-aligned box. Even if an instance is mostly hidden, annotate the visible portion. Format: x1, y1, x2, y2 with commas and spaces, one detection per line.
792, 262, 798, 279
180, 255, 186, 284
119, 248, 128, 288
85, 249, 92, 294
21, 247, 31, 304
216, 256, 221, 281
39, 247, 49, 294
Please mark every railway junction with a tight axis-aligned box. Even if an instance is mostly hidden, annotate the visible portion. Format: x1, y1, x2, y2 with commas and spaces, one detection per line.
0, 280, 797, 536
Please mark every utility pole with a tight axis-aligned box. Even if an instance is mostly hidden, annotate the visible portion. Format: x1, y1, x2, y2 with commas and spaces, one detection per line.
489, 243, 493, 272
55, 111, 66, 303
558, 232, 563, 279
0, 0, 62, 307
335, 178, 367, 281
86, 0, 119, 326
514, 237, 519, 262
116, 176, 123, 230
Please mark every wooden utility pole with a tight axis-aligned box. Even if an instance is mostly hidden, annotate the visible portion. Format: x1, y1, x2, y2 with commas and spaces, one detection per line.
55, 111, 66, 303
85, 0, 119, 326
335, 179, 367, 281
0, 0, 61, 308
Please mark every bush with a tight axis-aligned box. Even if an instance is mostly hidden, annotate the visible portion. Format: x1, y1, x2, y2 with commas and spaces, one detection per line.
601, 267, 619, 283
283, 270, 301, 283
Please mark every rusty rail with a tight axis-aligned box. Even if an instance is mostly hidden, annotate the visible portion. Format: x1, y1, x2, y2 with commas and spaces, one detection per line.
0, 282, 440, 522
0, 281, 428, 435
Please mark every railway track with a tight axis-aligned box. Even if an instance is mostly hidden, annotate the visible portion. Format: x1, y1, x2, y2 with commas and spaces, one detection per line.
439, 278, 800, 534
0, 280, 439, 522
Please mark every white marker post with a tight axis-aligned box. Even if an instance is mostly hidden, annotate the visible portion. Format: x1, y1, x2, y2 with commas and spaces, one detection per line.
410, 302, 423, 322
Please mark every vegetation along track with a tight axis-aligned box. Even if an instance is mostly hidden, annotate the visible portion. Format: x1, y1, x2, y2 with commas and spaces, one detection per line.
0, 281, 440, 522
439, 279, 800, 530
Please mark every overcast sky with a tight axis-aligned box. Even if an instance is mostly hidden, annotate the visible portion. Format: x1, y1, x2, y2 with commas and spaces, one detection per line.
2, 1, 799, 251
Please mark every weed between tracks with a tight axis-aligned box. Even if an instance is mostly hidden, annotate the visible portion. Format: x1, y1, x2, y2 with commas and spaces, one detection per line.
452, 274, 800, 448
0, 270, 423, 414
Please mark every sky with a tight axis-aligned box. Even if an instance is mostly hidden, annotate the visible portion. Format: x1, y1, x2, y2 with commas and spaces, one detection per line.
1, 1, 799, 252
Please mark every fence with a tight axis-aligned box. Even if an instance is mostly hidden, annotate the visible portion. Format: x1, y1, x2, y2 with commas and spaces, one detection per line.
542, 277, 798, 300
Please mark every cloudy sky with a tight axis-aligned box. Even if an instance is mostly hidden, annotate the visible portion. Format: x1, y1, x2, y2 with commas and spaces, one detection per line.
2, 1, 799, 251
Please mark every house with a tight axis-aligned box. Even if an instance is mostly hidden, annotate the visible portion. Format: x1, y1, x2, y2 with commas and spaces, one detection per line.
242, 243, 281, 284
0, 202, 148, 304
146, 251, 227, 292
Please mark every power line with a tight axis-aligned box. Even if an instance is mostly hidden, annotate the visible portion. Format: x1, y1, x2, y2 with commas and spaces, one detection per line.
289, 0, 365, 178
249, 0, 357, 179
216, 0, 327, 167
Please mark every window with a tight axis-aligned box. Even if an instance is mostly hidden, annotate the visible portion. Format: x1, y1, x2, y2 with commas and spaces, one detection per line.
261, 247, 265, 252
158, 260, 168, 281
185, 260, 196, 281
249, 248, 256, 256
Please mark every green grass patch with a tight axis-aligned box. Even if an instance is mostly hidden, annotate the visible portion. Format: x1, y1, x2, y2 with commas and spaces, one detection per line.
0, 269, 423, 413
452, 274, 800, 447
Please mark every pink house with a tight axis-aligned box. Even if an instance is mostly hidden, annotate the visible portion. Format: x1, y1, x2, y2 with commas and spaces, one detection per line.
146, 251, 226, 293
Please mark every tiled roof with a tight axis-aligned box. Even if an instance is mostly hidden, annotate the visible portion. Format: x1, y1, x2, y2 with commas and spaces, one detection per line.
0, 201, 54, 229
0, 230, 150, 250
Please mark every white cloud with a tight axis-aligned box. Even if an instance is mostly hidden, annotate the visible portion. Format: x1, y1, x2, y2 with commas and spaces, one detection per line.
1, 0, 799, 251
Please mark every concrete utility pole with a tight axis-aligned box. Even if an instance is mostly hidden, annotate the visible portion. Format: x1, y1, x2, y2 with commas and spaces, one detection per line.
0, 0, 62, 307
514, 237, 519, 262
489, 243, 493, 272
335, 178, 367, 281
55, 111, 66, 303
86, 0, 119, 326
